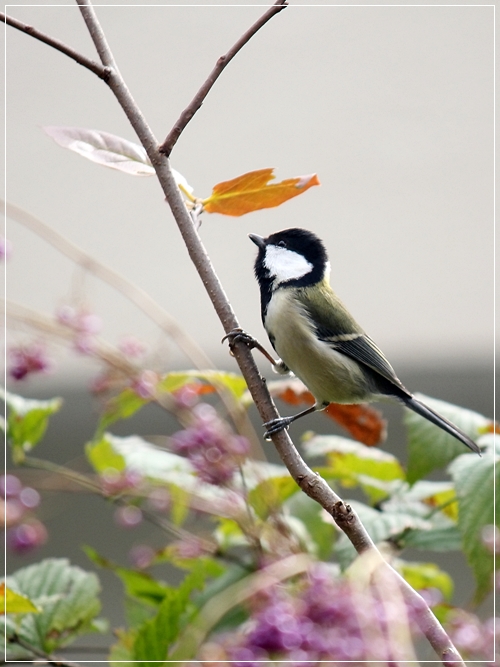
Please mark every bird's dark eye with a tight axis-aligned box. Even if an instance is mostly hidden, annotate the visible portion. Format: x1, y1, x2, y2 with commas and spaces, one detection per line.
278, 240, 287, 248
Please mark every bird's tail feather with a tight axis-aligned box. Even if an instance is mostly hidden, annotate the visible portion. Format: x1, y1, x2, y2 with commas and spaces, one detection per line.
404, 396, 481, 455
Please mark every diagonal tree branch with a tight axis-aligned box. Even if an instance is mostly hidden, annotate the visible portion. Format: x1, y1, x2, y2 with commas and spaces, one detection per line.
158, 0, 288, 156
0, 11, 109, 80
4, 3, 465, 663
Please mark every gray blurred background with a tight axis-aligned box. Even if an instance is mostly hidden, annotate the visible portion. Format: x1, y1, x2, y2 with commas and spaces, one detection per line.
2, 0, 495, 660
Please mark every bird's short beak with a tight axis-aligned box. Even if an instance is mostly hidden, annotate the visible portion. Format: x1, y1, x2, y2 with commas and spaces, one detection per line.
248, 233, 266, 249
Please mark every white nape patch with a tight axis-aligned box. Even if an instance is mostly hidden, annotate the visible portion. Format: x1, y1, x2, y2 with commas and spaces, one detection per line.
264, 245, 313, 285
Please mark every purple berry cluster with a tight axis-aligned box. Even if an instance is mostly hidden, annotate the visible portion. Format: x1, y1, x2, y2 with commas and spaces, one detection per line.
8, 342, 52, 381
446, 609, 498, 663
172, 403, 250, 485
209, 565, 419, 664
100, 467, 143, 497
55, 304, 102, 354
2, 474, 47, 554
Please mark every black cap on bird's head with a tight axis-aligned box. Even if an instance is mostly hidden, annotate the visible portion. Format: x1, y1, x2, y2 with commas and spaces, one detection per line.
249, 228, 329, 291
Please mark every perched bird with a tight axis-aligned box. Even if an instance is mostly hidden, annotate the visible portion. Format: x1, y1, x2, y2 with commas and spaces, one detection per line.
239, 227, 479, 453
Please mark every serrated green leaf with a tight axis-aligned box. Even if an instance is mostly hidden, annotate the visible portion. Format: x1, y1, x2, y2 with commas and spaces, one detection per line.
402, 524, 462, 551
377, 481, 459, 552
405, 393, 489, 484
4, 558, 104, 657
448, 434, 498, 603
398, 561, 453, 601
2, 390, 62, 463
334, 499, 432, 568
402, 480, 458, 520
303, 434, 404, 503
97, 388, 149, 435
85, 435, 126, 474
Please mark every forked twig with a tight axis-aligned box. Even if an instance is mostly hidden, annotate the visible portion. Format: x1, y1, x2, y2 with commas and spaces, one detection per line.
0, 11, 108, 80
159, 0, 288, 156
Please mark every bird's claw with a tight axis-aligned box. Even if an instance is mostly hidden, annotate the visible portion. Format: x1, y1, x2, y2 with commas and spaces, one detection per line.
263, 416, 293, 441
222, 327, 259, 348
222, 328, 278, 367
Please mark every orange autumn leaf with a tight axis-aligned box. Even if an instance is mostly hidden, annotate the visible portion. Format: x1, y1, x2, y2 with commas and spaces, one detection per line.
268, 379, 387, 447
324, 403, 387, 448
202, 168, 320, 216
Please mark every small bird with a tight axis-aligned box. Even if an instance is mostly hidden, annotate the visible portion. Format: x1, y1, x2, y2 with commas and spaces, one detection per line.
237, 227, 479, 453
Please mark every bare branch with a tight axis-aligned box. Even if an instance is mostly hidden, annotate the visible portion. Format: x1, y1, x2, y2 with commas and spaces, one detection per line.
159, 0, 288, 156
0, 11, 109, 80
75, 0, 116, 69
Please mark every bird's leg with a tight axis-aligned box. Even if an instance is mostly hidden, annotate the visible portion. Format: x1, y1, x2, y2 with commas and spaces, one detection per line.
222, 328, 279, 367
263, 404, 320, 440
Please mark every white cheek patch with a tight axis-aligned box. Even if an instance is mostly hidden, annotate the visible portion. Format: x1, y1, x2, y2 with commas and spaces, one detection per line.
264, 245, 313, 285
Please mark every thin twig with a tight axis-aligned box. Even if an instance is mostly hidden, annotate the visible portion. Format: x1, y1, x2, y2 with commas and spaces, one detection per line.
5, 299, 141, 378
0, 11, 108, 81
159, 0, 288, 156
8, 633, 84, 667
21, 456, 204, 544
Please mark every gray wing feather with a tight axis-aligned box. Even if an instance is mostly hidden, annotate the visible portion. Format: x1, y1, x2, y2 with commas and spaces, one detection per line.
322, 333, 406, 391
299, 286, 410, 396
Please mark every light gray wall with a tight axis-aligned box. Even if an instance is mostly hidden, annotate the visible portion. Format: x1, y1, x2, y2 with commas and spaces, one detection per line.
3, 2, 494, 384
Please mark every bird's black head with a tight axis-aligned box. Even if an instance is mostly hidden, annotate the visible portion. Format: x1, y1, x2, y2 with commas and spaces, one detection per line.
250, 227, 328, 288
249, 228, 329, 320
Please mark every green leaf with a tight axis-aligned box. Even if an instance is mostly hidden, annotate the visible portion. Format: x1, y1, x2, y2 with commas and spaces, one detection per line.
334, 499, 433, 568
398, 561, 453, 601
85, 435, 126, 474
109, 628, 136, 666
285, 492, 336, 560
0, 582, 40, 614
214, 518, 250, 551
378, 481, 459, 552
3, 390, 62, 463
402, 479, 458, 521
97, 388, 149, 435
132, 563, 210, 664
402, 524, 462, 551
248, 475, 298, 519
448, 434, 498, 603
107, 432, 238, 510
5, 558, 104, 657
84, 546, 170, 607
405, 393, 490, 483
303, 434, 405, 503
158, 370, 248, 401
